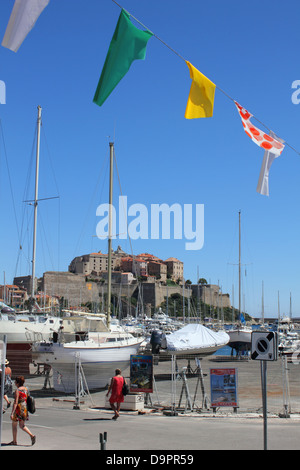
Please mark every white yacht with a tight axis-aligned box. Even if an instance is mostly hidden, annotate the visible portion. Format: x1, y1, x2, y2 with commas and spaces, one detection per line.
32, 318, 144, 393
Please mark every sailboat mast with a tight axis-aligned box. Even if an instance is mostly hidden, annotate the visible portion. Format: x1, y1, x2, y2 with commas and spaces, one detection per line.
107, 142, 114, 329
262, 280, 264, 325
238, 210, 241, 322
31, 105, 42, 301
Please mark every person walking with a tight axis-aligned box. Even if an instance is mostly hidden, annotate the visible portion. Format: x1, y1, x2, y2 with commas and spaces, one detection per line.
106, 368, 126, 420
3, 359, 12, 410
9, 376, 36, 446
0, 359, 12, 413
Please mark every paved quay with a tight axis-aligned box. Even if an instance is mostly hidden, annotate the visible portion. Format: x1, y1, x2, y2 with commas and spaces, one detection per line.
1, 353, 300, 451
1, 393, 300, 451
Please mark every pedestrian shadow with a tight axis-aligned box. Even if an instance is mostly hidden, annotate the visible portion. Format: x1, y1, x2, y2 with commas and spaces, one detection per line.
83, 418, 111, 421
1, 442, 32, 447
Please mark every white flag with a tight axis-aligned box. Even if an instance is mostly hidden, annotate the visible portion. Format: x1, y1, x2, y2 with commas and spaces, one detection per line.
256, 131, 285, 196
2, 0, 50, 52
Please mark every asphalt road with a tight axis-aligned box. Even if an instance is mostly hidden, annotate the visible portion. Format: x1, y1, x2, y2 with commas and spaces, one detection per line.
1, 404, 300, 451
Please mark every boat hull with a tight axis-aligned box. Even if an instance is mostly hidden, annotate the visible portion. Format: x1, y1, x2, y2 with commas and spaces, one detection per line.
0, 317, 63, 375
165, 324, 230, 356
32, 339, 144, 393
228, 328, 252, 352
166, 343, 228, 356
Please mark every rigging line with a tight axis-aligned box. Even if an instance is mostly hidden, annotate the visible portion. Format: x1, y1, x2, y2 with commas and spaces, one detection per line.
41, 124, 61, 197
38, 209, 56, 271
113, 147, 142, 290
57, 196, 61, 272
112, 0, 185, 62
0, 119, 21, 241
111, 0, 300, 156
114, 147, 143, 286
14, 208, 34, 278
19, 126, 37, 253
113, 147, 135, 258
72, 147, 109, 258
113, 147, 140, 280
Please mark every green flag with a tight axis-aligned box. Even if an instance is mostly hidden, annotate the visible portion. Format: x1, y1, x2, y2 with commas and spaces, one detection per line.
93, 9, 153, 106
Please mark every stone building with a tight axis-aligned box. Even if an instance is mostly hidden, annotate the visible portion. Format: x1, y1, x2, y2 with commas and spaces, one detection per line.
164, 257, 184, 282
191, 283, 231, 309
41, 271, 137, 310
147, 261, 167, 282
13, 275, 37, 296
142, 282, 192, 309
68, 246, 128, 276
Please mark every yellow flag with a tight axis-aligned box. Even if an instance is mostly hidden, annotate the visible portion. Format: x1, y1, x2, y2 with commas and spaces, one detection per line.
185, 61, 216, 119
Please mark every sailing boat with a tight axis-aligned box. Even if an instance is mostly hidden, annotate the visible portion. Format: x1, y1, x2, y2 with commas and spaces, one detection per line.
0, 106, 64, 374
32, 142, 144, 393
227, 211, 252, 354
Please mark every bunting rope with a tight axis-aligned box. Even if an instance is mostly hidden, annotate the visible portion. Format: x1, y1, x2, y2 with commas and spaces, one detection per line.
111, 0, 300, 157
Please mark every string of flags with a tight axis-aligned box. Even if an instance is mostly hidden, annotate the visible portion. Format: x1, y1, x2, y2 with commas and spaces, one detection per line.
92, 7, 290, 196
0, 0, 297, 196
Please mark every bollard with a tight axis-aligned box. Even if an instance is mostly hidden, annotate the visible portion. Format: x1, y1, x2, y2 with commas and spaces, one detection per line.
99, 432, 107, 450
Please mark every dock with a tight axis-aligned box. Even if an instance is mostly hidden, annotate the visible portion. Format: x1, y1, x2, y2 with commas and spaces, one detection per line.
1, 352, 300, 450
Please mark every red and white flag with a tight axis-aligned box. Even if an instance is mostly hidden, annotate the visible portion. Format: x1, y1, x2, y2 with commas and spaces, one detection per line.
235, 102, 285, 195
2, 0, 50, 52
235, 101, 284, 156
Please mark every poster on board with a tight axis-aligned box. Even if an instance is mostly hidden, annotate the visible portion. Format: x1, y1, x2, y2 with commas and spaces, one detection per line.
210, 368, 238, 408
130, 355, 153, 393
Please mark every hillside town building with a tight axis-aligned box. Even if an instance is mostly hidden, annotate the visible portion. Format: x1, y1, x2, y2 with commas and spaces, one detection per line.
7, 246, 231, 314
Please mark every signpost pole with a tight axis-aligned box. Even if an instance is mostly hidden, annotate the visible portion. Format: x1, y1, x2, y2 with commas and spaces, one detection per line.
261, 361, 268, 450
251, 331, 278, 451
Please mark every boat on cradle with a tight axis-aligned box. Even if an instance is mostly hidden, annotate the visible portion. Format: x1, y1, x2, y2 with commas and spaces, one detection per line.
32, 142, 145, 393
0, 303, 63, 374
32, 318, 144, 393
162, 323, 230, 356
227, 325, 252, 354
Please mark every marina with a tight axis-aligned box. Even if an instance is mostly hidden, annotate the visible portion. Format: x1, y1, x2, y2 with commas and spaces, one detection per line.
0, 0, 300, 453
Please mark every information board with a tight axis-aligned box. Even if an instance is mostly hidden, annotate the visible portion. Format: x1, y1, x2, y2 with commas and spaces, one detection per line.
130, 355, 153, 393
210, 368, 238, 408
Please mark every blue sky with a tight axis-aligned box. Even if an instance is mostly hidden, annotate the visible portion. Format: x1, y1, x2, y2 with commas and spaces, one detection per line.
0, 0, 300, 318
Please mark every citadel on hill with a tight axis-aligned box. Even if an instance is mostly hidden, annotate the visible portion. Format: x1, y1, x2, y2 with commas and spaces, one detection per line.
4, 246, 231, 317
